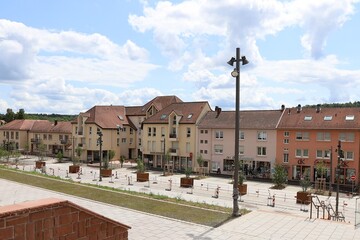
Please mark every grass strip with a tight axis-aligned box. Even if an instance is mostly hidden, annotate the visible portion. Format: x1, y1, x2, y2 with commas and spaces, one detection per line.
0, 167, 242, 227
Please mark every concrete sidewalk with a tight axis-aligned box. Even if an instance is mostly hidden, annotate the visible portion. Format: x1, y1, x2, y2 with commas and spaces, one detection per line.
2, 157, 360, 239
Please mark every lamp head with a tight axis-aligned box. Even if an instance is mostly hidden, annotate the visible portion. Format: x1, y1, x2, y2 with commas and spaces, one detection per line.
231, 68, 239, 77
241, 56, 249, 65
227, 57, 236, 66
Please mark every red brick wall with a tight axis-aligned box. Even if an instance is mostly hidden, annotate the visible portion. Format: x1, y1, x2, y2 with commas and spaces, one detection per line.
0, 200, 129, 240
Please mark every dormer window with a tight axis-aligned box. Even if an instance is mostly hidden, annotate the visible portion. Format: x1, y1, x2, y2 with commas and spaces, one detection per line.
160, 114, 167, 120
118, 115, 124, 120
324, 116, 332, 121
304, 116, 312, 121
346, 115, 355, 121
187, 114, 193, 119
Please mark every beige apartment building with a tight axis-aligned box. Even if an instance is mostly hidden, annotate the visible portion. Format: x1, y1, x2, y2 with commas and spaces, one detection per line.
0, 119, 72, 157
71, 105, 136, 162
142, 101, 211, 171
197, 109, 283, 177
125, 95, 183, 158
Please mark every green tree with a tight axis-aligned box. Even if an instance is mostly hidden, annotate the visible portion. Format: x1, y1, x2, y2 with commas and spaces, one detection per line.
105, 150, 115, 169
300, 169, 311, 192
16, 109, 25, 119
56, 151, 64, 163
120, 155, 125, 168
272, 164, 287, 189
196, 153, 204, 176
4, 108, 15, 123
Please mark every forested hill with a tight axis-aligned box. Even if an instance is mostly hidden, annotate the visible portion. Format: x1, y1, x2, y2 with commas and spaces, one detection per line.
25, 113, 77, 122
304, 101, 360, 108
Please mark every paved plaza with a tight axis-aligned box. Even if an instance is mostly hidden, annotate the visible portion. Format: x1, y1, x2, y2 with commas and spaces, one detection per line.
1, 157, 360, 239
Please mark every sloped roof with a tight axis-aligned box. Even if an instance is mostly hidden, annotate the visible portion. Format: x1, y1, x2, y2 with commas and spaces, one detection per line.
143, 101, 210, 124
80, 105, 134, 129
0, 119, 44, 131
126, 95, 183, 116
277, 107, 360, 129
198, 110, 283, 129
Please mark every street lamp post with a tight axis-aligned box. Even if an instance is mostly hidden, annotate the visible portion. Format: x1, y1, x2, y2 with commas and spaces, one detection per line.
228, 47, 249, 217
97, 129, 103, 182
335, 140, 344, 217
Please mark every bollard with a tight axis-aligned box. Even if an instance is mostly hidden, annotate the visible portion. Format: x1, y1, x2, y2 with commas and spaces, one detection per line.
65, 170, 69, 178
77, 171, 81, 179
187, 186, 193, 194
109, 174, 114, 183
272, 195, 275, 207
92, 172, 97, 181
212, 186, 220, 198
166, 179, 172, 191
115, 171, 119, 179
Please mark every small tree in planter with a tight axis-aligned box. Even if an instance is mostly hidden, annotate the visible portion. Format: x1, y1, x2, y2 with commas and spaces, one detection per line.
315, 162, 327, 193
136, 157, 149, 182
120, 155, 125, 168
69, 146, 82, 173
35, 143, 46, 169
180, 167, 194, 188
297, 168, 312, 204
101, 150, 114, 177
272, 164, 287, 189
238, 171, 247, 195
196, 154, 206, 178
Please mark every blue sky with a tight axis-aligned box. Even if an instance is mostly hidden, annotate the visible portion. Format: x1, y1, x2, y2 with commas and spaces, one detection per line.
1, 0, 360, 114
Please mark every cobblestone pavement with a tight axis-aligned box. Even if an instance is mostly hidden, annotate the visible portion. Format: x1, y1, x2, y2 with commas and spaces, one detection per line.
1, 157, 360, 239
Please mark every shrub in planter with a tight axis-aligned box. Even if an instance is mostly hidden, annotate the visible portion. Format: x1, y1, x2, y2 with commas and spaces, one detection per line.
69, 165, 80, 173
180, 168, 194, 188
136, 158, 149, 182
238, 171, 247, 195
35, 161, 46, 169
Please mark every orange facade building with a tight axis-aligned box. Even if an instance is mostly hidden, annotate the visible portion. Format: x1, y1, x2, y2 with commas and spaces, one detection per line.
276, 105, 360, 188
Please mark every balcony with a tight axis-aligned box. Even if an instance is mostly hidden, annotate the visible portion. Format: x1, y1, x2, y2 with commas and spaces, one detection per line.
31, 138, 40, 143
169, 133, 178, 141
169, 148, 178, 156
60, 139, 70, 145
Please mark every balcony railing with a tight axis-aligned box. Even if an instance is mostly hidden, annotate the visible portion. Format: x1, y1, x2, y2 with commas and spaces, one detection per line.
169, 133, 177, 138
31, 138, 40, 143
60, 139, 70, 145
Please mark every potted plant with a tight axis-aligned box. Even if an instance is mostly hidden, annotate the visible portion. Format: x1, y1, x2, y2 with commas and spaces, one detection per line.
180, 167, 194, 188
272, 164, 288, 189
238, 171, 247, 195
297, 169, 312, 204
56, 151, 63, 163
100, 150, 114, 177
136, 157, 149, 182
69, 146, 82, 173
196, 154, 205, 178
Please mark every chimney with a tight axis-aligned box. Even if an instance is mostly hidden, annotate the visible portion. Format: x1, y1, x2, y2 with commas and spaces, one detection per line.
54, 120, 58, 126
316, 104, 321, 113
215, 106, 222, 118
281, 104, 285, 112
296, 104, 301, 113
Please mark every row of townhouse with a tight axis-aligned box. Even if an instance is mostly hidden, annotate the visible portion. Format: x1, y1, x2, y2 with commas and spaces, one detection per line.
1, 97, 359, 187
0, 119, 72, 157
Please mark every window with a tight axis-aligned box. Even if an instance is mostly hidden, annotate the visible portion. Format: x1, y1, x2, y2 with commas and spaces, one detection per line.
148, 127, 151, 137
173, 115, 177, 124
346, 115, 355, 121
214, 145, 223, 154
89, 127, 92, 135
284, 131, 289, 137
257, 131, 267, 141
200, 140, 203, 144
304, 116, 312, 121
296, 149, 309, 158
160, 114, 167, 120
117, 128, 120, 135
186, 142, 190, 153
59, 135, 63, 140
240, 131, 245, 140
117, 138, 120, 146
161, 127, 165, 137
10, 132, 14, 139
239, 145, 244, 155
215, 131, 223, 139
284, 139, 289, 144
122, 138, 126, 143
130, 138, 133, 144
316, 132, 331, 141
153, 127, 156, 137
200, 150, 203, 154
187, 128, 191, 137
345, 151, 354, 161
204, 150, 208, 154
16, 132, 19, 140
204, 140, 208, 144
130, 128, 134, 135
296, 132, 309, 141
339, 132, 355, 142
200, 130, 204, 134
257, 147, 266, 156
283, 153, 289, 163
48, 134, 52, 140
324, 116, 333, 121
205, 130, 208, 134
147, 141, 151, 151
43, 134, 47, 140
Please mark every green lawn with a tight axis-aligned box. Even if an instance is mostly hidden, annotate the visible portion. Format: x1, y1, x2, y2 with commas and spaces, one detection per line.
0, 167, 248, 227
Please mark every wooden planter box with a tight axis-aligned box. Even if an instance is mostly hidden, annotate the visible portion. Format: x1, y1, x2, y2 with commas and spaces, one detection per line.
100, 169, 112, 178
296, 191, 311, 204
180, 177, 194, 188
69, 165, 80, 173
35, 161, 46, 169
137, 172, 149, 182
238, 184, 247, 196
